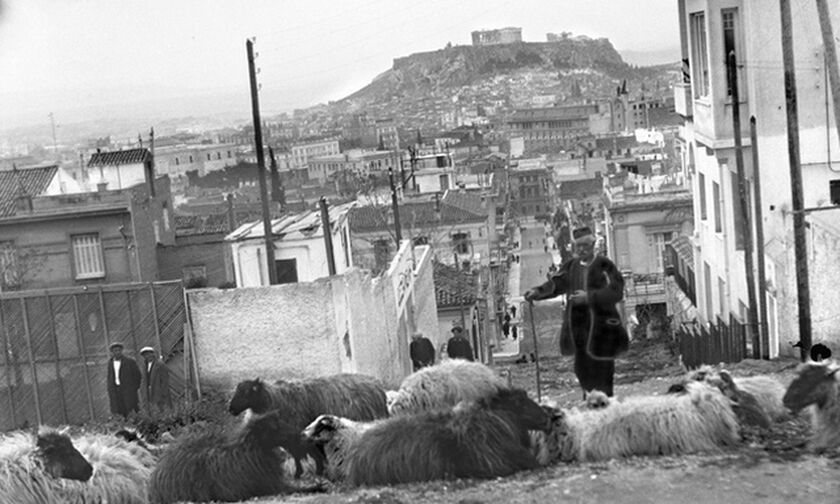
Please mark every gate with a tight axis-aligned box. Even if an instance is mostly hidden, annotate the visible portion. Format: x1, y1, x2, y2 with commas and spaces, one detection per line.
0, 281, 195, 431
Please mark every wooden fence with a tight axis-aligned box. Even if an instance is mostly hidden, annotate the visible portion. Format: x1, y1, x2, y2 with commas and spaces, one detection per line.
0, 281, 197, 431
676, 314, 749, 369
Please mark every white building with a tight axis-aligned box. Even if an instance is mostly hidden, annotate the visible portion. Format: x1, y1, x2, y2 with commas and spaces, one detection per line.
226, 201, 356, 286
676, 0, 840, 358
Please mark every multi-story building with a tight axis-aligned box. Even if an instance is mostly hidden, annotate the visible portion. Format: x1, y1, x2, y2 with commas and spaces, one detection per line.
507, 104, 599, 153
508, 160, 552, 220
290, 137, 340, 169
154, 143, 240, 180
307, 149, 400, 186
675, 0, 840, 358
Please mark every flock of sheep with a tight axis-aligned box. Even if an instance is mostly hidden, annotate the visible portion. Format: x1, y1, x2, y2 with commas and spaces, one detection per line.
0, 357, 837, 503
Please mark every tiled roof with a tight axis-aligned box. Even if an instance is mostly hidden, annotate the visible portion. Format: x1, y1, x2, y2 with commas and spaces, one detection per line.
594, 135, 638, 151
174, 213, 231, 236
441, 190, 486, 215
88, 148, 151, 167
433, 262, 478, 308
349, 200, 485, 232
558, 177, 603, 198
0, 166, 57, 217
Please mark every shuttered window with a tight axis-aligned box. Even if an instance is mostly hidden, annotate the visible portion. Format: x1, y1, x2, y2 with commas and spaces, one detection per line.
72, 234, 105, 279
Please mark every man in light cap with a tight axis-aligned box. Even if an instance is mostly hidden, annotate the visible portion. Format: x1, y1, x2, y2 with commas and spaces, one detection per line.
106, 342, 142, 418
524, 226, 627, 398
139, 346, 172, 415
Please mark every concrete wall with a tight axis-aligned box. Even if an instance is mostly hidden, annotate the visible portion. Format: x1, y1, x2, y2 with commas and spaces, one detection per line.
188, 245, 437, 390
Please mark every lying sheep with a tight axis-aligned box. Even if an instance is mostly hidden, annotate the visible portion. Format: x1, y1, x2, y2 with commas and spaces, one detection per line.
532, 381, 740, 464
388, 359, 508, 416
0, 428, 93, 504
228, 373, 388, 478
686, 365, 788, 421
149, 410, 321, 503
783, 360, 840, 453
304, 387, 550, 486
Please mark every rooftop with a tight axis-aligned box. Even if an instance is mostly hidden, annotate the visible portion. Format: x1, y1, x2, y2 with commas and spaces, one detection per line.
0, 165, 58, 218
433, 262, 478, 308
227, 201, 356, 242
88, 148, 151, 167
349, 198, 485, 232
174, 213, 231, 237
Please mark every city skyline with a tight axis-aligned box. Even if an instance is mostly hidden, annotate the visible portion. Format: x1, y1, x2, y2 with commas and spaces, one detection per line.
0, 0, 679, 131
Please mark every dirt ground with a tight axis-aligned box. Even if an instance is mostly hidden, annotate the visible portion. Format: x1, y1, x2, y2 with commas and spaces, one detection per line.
249, 337, 840, 504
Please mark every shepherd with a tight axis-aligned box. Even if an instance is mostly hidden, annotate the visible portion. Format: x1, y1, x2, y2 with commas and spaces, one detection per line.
524, 226, 627, 398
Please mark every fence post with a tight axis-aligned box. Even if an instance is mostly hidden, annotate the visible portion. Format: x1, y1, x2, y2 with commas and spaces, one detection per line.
0, 299, 18, 428
20, 298, 43, 426
148, 284, 164, 354
45, 294, 69, 424
125, 290, 139, 352
98, 288, 111, 348
72, 294, 96, 422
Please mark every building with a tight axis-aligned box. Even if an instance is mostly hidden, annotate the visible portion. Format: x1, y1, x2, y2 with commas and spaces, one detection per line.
675, 0, 840, 358
509, 160, 552, 220
434, 262, 481, 358
154, 143, 240, 180
157, 212, 236, 288
0, 172, 174, 290
507, 104, 599, 153
290, 137, 340, 170
226, 201, 356, 286
471, 27, 522, 46
307, 149, 400, 186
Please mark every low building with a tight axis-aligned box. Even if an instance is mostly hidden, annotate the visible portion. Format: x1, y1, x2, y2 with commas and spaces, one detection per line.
507, 104, 599, 153
157, 212, 236, 288
226, 201, 356, 286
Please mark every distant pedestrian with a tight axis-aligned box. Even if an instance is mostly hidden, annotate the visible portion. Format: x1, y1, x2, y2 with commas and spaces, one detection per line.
409, 332, 436, 371
510, 305, 517, 319
511, 325, 518, 340
447, 325, 474, 361
107, 342, 142, 419
140, 346, 172, 415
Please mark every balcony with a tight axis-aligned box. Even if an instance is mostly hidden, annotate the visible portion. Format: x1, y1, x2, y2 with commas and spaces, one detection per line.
692, 97, 751, 151
674, 83, 692, 119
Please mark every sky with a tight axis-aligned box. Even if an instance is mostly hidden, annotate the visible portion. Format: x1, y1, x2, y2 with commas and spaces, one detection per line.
0, 0, 679, 131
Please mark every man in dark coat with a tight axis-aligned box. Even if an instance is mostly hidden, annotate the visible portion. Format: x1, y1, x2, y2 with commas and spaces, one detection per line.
524, 226, 627, 398
409, 332, 436, 371
107, 342, 142, 418
447, 325, 474, 361
139, 346, 172, 415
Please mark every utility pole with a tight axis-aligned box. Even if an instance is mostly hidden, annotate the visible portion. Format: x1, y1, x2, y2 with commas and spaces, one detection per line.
319, 197, 337, 275
728, 51, 760, 358
48, 113, 58, 163
269, 147, 285, 211
816, 0, 840, 145
388, 167, 402, 243
750, 117, 770, 359
247, 38, 277, 285
780, 0, 812, 361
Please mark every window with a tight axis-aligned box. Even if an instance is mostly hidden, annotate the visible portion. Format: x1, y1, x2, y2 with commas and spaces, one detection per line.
718, 277, 726, 317
412, 236, 429, 246
189, 155, 194, 163
713, 181, 722, 232
72, 234, 105, 279
690, 12, 710, 97
0, 241, 19, 289
452, 232, 470, 254
699, 171, 707, 220
183, 265, 207, 288
373, 239, 391, 271
206, 153, 211, 161
227, 151, 232, 158
830, 179, 840, 205
704, 262, 713, 320
275, 259, 298, 284
175, 157, 180, 166
722, 9, 744, 98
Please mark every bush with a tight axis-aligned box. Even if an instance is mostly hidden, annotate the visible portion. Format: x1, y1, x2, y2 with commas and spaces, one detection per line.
128, 391, 230, 443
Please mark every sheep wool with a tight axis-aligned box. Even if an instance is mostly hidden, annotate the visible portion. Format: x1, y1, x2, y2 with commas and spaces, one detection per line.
783, 361, 840, 452
687, 365, 788, 421
388, 359, 508, 416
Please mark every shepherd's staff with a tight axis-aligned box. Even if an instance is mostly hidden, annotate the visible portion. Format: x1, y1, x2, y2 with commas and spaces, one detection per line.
528, 299, 541, 402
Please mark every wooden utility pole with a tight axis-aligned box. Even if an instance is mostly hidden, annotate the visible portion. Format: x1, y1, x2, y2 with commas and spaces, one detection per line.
319, 197, 337, 276
728, 51, 760, 358
388, 167, 402, 243
750, 116, 770, 358
780, 0, 812, 361
816, 0, 840, 145
246, 38, 277, 285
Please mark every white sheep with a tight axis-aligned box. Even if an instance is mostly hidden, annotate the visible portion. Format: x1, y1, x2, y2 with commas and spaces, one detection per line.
531, 381, 740, 464
388, 359, 507, 416
687, 365, 788, 421
783, 360, 840, 453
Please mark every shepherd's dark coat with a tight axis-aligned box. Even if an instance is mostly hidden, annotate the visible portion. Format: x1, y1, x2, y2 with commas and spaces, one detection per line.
529, 255, 627, 395
409, 337, 436, 370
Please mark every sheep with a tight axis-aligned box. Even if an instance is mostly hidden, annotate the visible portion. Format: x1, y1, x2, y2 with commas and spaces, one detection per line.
532, 381, 740, 464
303, 387, 550, 487
388, 359, 508, 416
149, 409, 321, 504
0, 428, 93, 504
793, 341, 832, 362
686, 364, 788, 421
228, 373, 388, 478
782, 360, 840, 453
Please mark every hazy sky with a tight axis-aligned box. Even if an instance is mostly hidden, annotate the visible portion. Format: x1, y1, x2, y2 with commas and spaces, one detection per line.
0, 0, 679, 129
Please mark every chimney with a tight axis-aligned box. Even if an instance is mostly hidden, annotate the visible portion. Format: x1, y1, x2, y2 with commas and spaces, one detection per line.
146, 127, 156, 197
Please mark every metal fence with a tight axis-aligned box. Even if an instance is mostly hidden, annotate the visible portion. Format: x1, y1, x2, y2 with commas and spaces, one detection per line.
0, 281, 195, 431
676, 314, 748, 370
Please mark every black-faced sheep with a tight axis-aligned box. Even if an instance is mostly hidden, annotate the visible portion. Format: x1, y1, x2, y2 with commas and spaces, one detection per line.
304, 387, 550, 486
0, 428, 93, 504
531, 381, 740, 464
783, 360, 840, 453
388, 359, 508, 416
686, 365, 788, 421
149, 410, 320, 504
228, 373, 388, 478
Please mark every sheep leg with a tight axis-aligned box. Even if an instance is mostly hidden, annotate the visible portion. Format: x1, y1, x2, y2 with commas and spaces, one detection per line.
311, 448, 327, 476
293, 456, 304, 479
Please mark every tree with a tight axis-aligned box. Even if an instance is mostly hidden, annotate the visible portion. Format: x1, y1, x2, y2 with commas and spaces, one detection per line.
0, 244, 46, 291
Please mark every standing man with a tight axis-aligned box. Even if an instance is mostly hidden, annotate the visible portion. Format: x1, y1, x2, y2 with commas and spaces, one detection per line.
409, 332, 436, 371
524, 226, 627, 398
446, 324, 475, 361
106, 342, 142, 418
139, 346, 172, 415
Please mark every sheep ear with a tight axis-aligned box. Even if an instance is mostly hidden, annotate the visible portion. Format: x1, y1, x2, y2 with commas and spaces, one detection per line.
828, 366, 839, 377
57, 426, 71, 436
